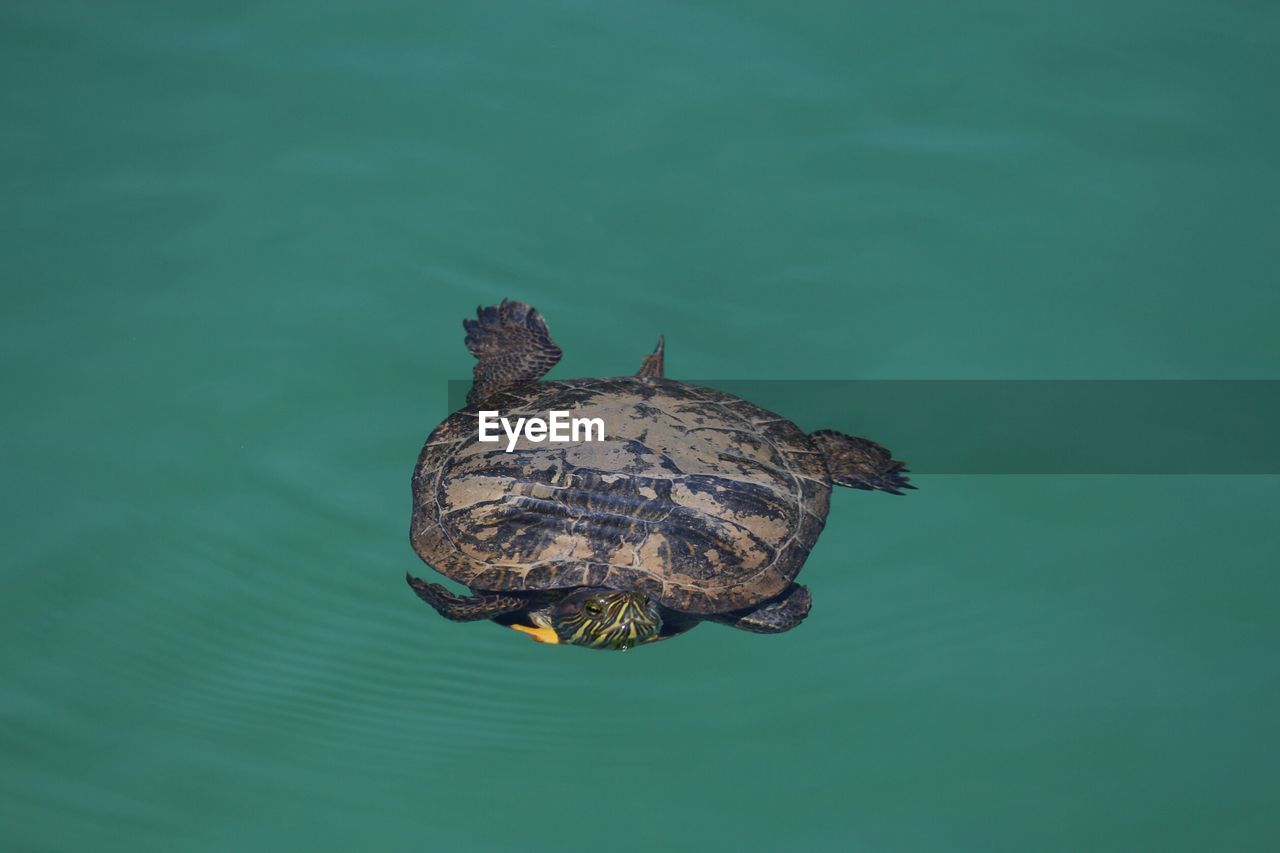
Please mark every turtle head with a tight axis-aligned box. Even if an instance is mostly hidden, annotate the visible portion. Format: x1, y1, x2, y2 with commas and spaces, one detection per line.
550, 588, 662, 650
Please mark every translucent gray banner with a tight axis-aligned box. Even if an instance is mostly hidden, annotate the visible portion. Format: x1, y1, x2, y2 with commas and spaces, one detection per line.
445, 380, 1280, 474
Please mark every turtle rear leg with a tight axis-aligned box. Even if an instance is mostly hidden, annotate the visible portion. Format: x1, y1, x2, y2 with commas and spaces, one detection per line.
635, 335, 664, 378
810, 429, 915, 495
406, 573, 527, 622
464, 299, 563, 406
712, 584, 812, 634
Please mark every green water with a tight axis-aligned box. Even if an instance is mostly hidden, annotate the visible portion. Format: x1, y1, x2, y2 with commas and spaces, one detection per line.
3, 2, 1278, 850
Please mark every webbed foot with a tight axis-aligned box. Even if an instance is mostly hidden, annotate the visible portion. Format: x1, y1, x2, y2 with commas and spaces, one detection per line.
712, 584, 812, 634
810, 429, 914, 495
406, 573, 527, 622
463, 300, 563, 406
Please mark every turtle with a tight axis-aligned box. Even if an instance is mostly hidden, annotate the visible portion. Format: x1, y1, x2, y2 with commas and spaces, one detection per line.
407, 299, 914, 650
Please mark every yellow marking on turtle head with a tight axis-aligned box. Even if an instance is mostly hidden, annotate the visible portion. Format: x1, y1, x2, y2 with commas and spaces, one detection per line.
509, 624, 560, 644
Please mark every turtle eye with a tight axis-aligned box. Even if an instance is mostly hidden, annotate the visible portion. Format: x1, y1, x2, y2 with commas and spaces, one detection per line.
583, 600, 604, 617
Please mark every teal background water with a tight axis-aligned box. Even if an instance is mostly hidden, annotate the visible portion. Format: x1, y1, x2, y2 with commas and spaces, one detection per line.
3, 2, 1278, 850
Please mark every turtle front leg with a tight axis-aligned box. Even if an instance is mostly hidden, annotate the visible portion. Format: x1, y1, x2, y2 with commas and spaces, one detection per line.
406, 573, 527, 622
711, 584, 812, 634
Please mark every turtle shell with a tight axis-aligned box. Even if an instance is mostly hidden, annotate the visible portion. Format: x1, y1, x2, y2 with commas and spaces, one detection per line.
410, 377, 831, 614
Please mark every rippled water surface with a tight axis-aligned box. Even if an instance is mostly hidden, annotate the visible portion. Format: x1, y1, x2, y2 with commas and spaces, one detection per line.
3, 2, 1279, 850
